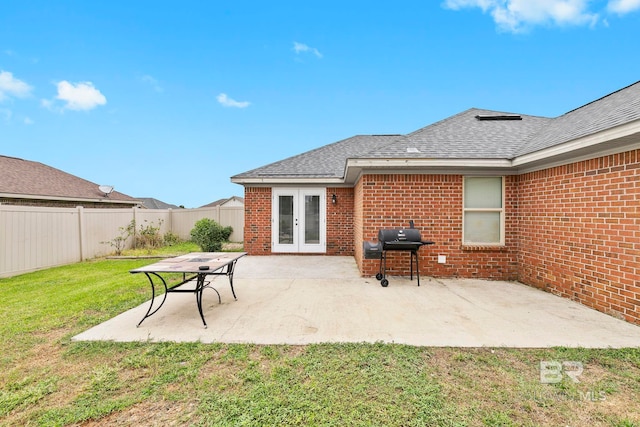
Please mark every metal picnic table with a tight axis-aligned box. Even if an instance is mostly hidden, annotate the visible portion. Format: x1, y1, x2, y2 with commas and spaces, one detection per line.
130, 252, 246, 328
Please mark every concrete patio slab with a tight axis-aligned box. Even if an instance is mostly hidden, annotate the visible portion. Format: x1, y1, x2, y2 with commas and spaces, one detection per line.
73, 256, 640, 348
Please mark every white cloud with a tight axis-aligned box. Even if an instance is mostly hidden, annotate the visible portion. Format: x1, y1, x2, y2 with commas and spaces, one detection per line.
293, 41, 323, 58
608, 0, 640, 13
444, 0, 495, 11
443, 0, 602, 32
216, 93, 250, 108
55, 80, 107, 111
0, 70, 33, 101
141, 74, 163, 92
24, 117, 34, 125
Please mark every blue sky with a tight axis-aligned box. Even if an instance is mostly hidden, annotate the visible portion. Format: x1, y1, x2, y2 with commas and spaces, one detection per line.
1, 1, 639, 208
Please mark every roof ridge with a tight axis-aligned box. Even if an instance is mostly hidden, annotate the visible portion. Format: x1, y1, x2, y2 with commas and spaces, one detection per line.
514, 80, 640, 157
562, 80, 640, 116
354, 134, 405, 158
406, 108, 480, 138
0, 154, 26, 161
358, 108, 550, 159
404, 107, 548, 137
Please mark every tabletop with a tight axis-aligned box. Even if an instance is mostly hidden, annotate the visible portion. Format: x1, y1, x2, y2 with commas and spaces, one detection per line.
130, 252, 247, 274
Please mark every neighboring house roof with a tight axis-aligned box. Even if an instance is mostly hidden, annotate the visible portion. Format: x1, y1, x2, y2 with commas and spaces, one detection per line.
0, 155, 139, 205
138, 198, 180, 209
232, 81, 640, 185
200, 196, 244, 208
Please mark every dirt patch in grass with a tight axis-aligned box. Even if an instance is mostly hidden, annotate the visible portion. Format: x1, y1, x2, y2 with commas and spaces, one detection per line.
77, 399, 198, 427
428, 347, 640, 426
222, 242, 244, 251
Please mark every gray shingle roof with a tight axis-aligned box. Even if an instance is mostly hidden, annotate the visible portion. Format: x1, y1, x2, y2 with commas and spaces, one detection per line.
515, 81, 640, 156
232, 134, 402, 179
232, 81, 640, 181
0, 155, 138, 203
138, 198, 180, 209
363, 108, 552, 159
200, 196, 244, 208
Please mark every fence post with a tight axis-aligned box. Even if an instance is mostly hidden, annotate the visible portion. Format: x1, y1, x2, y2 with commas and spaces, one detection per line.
132, 206, 138, 248
77, 206, 86, 261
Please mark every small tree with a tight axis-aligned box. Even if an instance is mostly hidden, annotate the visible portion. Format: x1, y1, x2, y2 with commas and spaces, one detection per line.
101, 220, 135, 255
190, 218, 232, 252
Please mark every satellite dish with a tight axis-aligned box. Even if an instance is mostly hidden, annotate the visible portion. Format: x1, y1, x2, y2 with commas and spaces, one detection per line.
99, 185, 114, 197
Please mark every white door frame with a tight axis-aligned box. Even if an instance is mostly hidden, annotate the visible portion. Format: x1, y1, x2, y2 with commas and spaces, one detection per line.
272, 187, 326, 253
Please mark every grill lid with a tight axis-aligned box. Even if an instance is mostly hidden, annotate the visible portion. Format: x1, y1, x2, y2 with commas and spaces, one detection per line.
377, 223, 435, 251
378, 228, 421, 244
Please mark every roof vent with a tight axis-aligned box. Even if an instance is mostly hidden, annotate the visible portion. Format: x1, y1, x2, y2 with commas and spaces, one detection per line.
406, 147, 420, 153
475, 115, 522, 121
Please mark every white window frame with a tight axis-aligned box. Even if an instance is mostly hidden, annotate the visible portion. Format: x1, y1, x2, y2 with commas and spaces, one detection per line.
462, 176, 505, 246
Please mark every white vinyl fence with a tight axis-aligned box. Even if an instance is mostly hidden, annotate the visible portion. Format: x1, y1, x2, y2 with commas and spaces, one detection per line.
0, 205, 243, 278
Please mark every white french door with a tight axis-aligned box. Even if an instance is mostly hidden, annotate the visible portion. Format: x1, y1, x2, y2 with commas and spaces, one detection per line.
272, 188, 326, 253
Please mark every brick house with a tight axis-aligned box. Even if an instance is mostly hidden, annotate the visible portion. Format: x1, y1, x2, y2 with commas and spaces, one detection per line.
0, 155, 140, 208
231, 82, 640, 324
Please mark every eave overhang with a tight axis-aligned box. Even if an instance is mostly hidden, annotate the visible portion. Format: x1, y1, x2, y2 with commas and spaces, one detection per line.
511, 118, 640, 173
343, 158, 515, 184
0, 192, 141, 205
230, 176, 346, 186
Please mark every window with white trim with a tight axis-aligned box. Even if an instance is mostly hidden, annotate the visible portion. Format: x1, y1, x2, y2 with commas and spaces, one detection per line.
463, 176, 504, 245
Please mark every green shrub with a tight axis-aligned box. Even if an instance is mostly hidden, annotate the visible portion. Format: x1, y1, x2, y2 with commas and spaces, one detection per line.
190, 218, 233, 252
136, 219, 164, 250
163, 231, 182, 246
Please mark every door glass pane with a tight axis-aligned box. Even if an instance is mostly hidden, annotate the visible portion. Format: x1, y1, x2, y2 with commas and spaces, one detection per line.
464, 177, 502, 208
464, 211, 501, 243
278, 196, 294, 244
304, 195, 320, 244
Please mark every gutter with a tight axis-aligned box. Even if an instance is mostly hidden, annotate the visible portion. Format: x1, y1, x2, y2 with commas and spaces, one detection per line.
0, 192, 141, 206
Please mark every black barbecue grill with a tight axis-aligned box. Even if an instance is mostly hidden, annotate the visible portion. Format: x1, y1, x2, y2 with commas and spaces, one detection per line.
366, 221, 434, 287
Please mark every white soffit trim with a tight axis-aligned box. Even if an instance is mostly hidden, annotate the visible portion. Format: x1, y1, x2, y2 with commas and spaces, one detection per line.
343, 158, 513, 183
516, 140, 640, 174
346, 158, 513, 168
230, 177, 344, 185
512, 119, 640, 167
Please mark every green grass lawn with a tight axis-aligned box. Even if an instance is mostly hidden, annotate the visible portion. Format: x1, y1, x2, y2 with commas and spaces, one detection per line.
1, 246, 639, 426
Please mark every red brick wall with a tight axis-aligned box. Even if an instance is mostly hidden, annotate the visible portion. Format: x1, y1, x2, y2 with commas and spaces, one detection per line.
243, 187, 272, 255
243, 186, 354, 256
518, 150, 640, 324
326, 187, 354, 255
354, 179, 365, 271
356, 174, 519, 280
